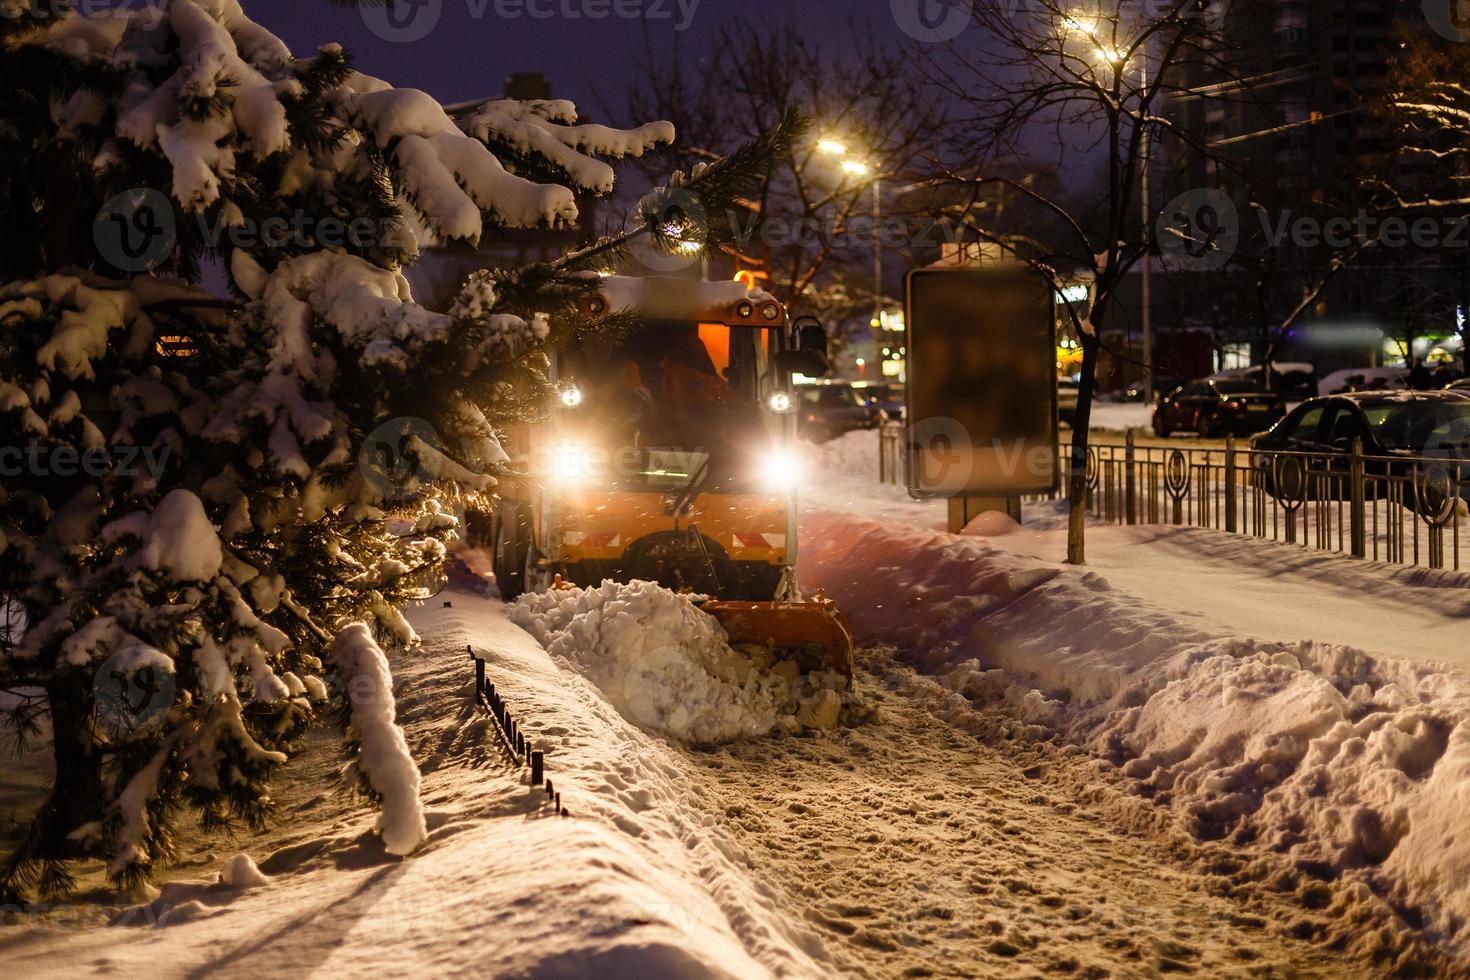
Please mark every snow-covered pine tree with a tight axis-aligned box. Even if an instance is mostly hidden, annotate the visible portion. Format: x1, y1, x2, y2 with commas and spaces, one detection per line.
0, 0, 711, 897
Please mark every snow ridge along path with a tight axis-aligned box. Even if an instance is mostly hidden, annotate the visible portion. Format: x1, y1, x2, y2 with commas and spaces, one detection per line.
799, 503, 1470, 971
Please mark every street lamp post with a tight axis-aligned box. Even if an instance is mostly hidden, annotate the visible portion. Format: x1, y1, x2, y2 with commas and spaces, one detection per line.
1068, 16, 1155, 402
872, 177, 882, 339
1140, 56, 1153, 404
822, 140, 883, 353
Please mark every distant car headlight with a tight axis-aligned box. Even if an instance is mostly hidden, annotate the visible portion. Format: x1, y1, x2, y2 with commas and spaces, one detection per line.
767, 391, 794, 414
559, 385, 584, 408
759, 447, 804, 489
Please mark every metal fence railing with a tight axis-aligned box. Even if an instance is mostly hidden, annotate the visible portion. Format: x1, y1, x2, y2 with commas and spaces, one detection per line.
872, 428, 1468, 572
1074, 434, 1468, 572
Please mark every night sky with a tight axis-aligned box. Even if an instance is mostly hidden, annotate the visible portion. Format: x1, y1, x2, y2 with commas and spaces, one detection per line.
255, 0, 906, 123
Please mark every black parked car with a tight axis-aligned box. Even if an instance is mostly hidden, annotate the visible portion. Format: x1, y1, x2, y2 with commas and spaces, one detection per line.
1215, 365, 1319, 401
1153, 379, 1287, 437
796, 382, 881, 442
855, 382, 906, 422
1251, 392, 1470, 508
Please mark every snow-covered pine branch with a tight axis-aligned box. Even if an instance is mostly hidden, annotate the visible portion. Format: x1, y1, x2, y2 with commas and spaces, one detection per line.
0, 0, 673, 894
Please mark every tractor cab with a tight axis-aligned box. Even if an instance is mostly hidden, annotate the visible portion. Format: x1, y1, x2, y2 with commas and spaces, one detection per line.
492, 276, 823, 602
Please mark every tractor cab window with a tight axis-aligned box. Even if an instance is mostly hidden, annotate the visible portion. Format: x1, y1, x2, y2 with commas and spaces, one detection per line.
560, 319, 782, 492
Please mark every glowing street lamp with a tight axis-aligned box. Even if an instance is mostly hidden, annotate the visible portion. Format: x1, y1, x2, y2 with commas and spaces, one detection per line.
1061, 10, 1156, 400
817, 136, 883, 344
1061, 15, 1096, 35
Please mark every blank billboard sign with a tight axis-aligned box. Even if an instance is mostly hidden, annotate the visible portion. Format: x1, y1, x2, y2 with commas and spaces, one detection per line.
904, 267, 1059, 496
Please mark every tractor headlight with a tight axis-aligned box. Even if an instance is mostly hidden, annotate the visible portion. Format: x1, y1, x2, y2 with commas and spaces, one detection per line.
552, 445, 595, 482
559, 385, 584, 408
767, 391, 794, 414
759, 447, 804, 489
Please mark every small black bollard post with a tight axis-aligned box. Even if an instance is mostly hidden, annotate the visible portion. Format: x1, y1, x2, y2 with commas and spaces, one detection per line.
530, 750, 544, 786
516, 731, 525, 757
474, 658, 485, 700
443, 600, 453, 608
545, 778, 554, 797
554, 792, 561, 815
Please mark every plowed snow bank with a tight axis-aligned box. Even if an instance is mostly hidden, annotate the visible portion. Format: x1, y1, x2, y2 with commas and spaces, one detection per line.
507, 580, 793, 743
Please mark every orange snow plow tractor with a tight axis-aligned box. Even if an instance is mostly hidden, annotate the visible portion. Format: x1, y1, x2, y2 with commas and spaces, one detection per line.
490, 275, 854, 678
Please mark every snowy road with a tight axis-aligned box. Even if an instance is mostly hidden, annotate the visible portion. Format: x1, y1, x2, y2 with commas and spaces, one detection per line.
2, 583, 1458, 976
677, 649, 1368, 977
792, 430, 1470, 970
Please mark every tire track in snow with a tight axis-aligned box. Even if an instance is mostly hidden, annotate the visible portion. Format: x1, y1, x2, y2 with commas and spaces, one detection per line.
670, 649, 1373, 978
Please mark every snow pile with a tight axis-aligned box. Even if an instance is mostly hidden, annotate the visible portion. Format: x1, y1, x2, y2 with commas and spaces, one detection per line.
1095, 638, 1470, 957
798, 507, 1470, 960
810, 427, 883, 478
329, 624, 428, 856
219, 853, 270, 889
507, 580, 792, 743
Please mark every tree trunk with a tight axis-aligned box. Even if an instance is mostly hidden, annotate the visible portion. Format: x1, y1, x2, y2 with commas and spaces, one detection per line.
1066, 333, 1102, 565
41, 677, 105, 857
43, 140, 78, 271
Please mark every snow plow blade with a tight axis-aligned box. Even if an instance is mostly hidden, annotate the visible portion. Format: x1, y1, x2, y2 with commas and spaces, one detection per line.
698, 592, 855, 679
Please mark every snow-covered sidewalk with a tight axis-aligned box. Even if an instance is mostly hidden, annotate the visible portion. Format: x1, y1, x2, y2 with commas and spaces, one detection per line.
0, 596, 830, 979
802, 429, 1470, 669
977, 520, 1470, 669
